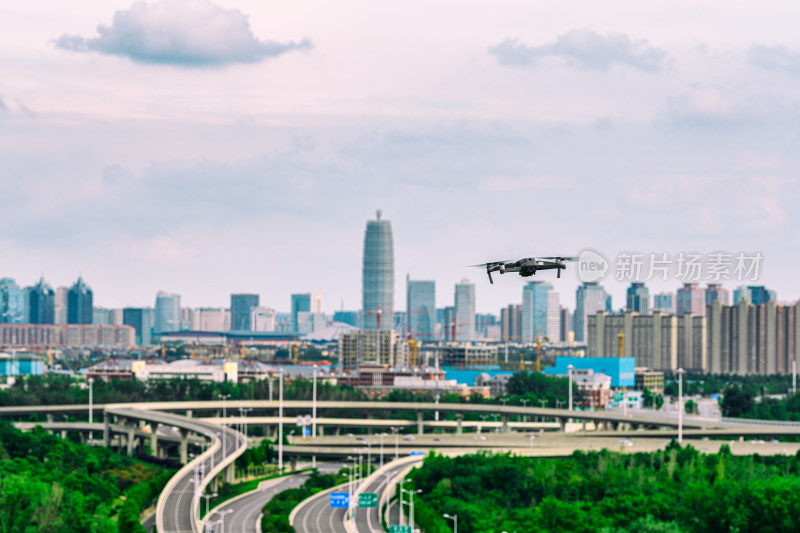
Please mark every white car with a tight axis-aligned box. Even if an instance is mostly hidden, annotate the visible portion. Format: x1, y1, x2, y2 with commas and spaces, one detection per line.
618, 439, 634, 447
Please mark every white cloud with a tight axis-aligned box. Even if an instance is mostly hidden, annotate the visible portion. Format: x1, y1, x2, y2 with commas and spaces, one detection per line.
489, 29, 667, 72
749, 44, 800, 76
53, 0, 311, 67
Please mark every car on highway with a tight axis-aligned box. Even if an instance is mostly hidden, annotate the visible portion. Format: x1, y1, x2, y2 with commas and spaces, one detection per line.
618, 439, 633, 447
403, 435, 415, 442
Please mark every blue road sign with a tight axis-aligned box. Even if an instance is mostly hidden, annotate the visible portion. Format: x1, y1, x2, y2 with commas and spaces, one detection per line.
330, 492, 349, 508
409, 451, 424, 456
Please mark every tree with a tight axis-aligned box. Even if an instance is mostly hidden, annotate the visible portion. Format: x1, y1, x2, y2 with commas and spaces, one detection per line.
721, 386, 755, 417
684, 399, 698, 415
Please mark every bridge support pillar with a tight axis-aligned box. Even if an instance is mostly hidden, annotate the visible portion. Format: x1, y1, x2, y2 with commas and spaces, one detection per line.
291, 457, 297, 472
335, 426, 341, 436
127, 424, 136, 457
150, 425, 159, 456
366, 413, 374, 435
456, 413, 463, 435
180, 429, 189, 464
103, 412, 111, 447
417, 412, 424, 435
186, 410, 193, 418
318, 426, 324, 437
47, 414, 54, 423
559, 418, 567, 432
501, 415, 509, 433
61, 429, 67, 439
582, 421, 587, 432
225, 464, 234, 484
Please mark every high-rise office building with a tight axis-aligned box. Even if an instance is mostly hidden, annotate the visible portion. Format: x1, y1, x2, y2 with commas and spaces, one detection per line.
333, 310, 360, 327
653, 292, 674, 313
454, 279, 475, 341
575, 282, 608, 342
406, 276, 436, 342
93, 307, 110, 325
28, 278, 55, 324
154, 291, 181, 333
626, 282, 650, 315
442, 306, 456, 341
191, 308, 230, 331
123, 307, 153, 346
522, 281, 552, 342
559, 308, 572, 342
747, 286, 776, 306
705, 284, 730, 306
676, 283, 706, 316
0, 278, 26, 324
54, 286, 68, 324
67, 277, 93, 324
109, 309, 124, 325
296, 312, 326, 335
501, 304, 522, 342
231, 293, 259, 331
250, 307, 276, 332
362, 210, 394, 330
546, 290, 561, 341
291, 293, 323, 332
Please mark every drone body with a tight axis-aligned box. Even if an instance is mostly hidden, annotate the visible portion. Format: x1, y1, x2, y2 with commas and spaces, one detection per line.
471, 257, 577, 283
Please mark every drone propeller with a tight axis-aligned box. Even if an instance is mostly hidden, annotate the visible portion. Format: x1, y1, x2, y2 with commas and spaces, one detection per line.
468, 261, 511, 267
540, 256, 578, 261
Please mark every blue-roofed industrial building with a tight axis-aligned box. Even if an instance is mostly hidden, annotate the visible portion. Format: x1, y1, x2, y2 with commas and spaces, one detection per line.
545, 356, 635, 388
0, 354, 45, 377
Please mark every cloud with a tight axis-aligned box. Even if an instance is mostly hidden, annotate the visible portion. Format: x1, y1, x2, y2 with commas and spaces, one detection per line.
53, 0, 311, 67
489, 29, 666, 72
749, 44, 800, 76
0, 97, 6, 113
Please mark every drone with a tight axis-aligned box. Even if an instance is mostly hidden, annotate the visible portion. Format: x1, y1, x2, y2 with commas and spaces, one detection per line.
470, 256, 577, 283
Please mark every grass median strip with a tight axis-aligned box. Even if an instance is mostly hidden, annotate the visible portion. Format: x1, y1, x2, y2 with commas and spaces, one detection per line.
260, 471, 348, 533
200, 468, 315, 519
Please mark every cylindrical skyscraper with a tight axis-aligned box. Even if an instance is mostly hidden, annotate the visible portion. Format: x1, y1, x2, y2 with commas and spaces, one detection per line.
362, 210, 394, 330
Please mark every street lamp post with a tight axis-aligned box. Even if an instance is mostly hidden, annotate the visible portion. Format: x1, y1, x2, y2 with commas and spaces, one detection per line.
278, 368, 284, 472
567, 364, 574, 412
391, 427, 399, 461
312, 364, 318, 438
201, 491, 217, 517
87, 377, 94, 441
444, 513, 458, 533
400, 485, 422, 530
218, 394, 230, 458
399, 478, 409, 526
217, 509, 233, 533
379, 433, 387, 467
677, 368, 685, 444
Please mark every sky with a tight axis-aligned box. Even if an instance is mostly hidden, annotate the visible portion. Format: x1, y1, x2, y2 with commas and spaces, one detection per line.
2, 1, 800, 314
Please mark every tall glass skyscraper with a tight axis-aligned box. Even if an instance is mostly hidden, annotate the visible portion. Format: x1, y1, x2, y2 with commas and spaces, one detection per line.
154, 291, 181, 333
407, 276, 436, 341
575, 282, 609, 342
362, 210, 394, 330
626, 282, 650, 315
67, 277, 93, 324
231, 293, 259, 331
291, 293, 322, 332
454, 279, 475, 341
28, 277, 55, 324
0, 278, 26, 324
522, 281, 552, 342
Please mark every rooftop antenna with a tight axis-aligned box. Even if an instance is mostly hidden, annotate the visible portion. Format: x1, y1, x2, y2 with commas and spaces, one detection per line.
376, 209, 382, 221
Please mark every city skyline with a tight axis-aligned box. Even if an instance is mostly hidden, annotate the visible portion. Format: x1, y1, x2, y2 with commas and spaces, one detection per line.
3, 1, 800, 315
